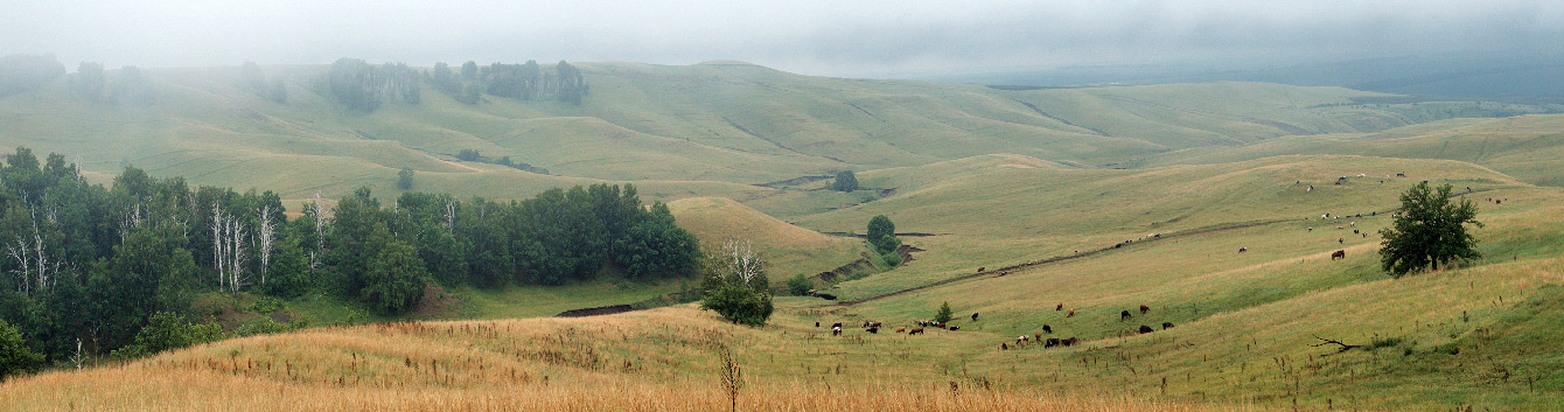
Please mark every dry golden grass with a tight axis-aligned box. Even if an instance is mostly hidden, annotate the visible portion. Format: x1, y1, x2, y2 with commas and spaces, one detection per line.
0, 308, 1261, 411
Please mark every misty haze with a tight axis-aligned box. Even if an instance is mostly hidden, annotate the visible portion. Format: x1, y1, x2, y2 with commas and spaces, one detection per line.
2, 1, 1562, 411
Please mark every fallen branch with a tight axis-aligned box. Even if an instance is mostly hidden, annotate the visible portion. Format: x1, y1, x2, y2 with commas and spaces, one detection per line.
1310, 334, 1362, 353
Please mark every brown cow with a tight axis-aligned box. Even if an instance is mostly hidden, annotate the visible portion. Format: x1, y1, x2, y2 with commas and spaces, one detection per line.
1139, 304, 1150, 314
909, 327, 925, 335
1055, 302, 1064, 311
1066, 308, 1076, 318
977, 267, 986, 273
1138, 325, 1154, 334
1331, 249, 1346, 260
895, 327, 906, 333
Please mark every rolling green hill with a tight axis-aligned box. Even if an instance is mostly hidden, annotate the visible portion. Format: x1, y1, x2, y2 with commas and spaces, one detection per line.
4, 61, 1564, 411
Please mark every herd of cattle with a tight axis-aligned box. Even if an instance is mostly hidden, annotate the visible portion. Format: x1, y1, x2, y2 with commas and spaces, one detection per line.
818, 303, 1177, 351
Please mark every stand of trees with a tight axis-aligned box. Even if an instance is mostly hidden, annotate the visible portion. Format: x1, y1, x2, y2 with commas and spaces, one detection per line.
0, 54, 65, 98
431, 60, 588, 105
0, 147, 700, 373
321, 58, 421, 111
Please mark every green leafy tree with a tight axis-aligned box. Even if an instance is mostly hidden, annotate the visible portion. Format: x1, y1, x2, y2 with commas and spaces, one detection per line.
74, 62, 105, 103
0, 319, 43, 379
699, 239, 773, 326
116, 312, 222, 358
832, 170, 859, 192
934, 301, 953, 324
867, 215, 900, 255
397, 167, 414, 190
785, 273, 812, 296
360, 229, 427, 314
1379, 182, 1483, 277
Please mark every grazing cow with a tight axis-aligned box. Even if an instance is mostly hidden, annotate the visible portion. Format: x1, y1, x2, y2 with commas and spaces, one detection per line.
1066, 308, 1076, 318
1062, 337, 1079, 347
832, 326, 842, 336
1353, 229, 1360, 234
1055, 303, 1064, 311
1338, 237, 1344, 244
1362, 233, 1368, 238
909, 327, 925, 335
1044, 338, 1061, 348
866, 327, 879, 334
1238, 247, 1248, 253
1016, 335, 1029, 346
971, 313, 980, 322
831, 322, 843, 329
1001, 343, 1009, 351
977, 267, 986, 273
895, 327, 906, 333
815, 322, 820, 328
1307, 227, 1313, 232
862, 321, 882, 329
1034, 333, 1042, 342
1042, 325, 1053, 334
1138, 325, 1154, 334
815, 293, 838, 300
1114, 243, 1122, 249
1162, 322, 1175, 330
1396, 172, 1406, 177
1120, 310, 1132, 321
948, 326, 959, 331
1331, 249, 1346, 260
1350, 221, 1356, 227
1139, 305, 1150, 314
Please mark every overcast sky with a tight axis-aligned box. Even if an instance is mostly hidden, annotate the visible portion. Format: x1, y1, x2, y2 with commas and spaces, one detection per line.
4, 0, 1563, 78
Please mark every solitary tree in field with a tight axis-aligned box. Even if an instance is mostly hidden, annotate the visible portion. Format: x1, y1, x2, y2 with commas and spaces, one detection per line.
934, 301, 953, 324
831, 170, 859, 192
397, 168, 414, 190
1379, 182, 1482, 277
700, 238, 773, 326
867, 215, 900, 255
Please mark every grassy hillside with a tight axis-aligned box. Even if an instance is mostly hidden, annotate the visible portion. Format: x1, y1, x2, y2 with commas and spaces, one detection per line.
5, 61, 1564, 411
1, 62, 1549, 206
667, 196, 867, 277
1142, 114, 1564, 187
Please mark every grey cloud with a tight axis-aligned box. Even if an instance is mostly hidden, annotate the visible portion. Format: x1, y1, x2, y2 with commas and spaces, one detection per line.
3, 1, 1562, 77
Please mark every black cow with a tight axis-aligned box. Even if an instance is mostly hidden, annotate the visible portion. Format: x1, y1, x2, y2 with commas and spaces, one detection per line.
831, 322, 843, 329
866, 327, 879, 334
1161, 322, 1175, 330
1120, 310, 1132, 321
1044, 338, 1061, 348
1238, 246, 1248, 253
1138, 325, 1154, 334
971, 312, 980, 322
832, 326, 842, 336
1042, 325, 1052, 334
948, 326, 959, 331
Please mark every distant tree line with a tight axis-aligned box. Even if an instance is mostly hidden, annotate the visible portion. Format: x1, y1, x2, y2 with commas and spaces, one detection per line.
318, 58, 421, 111
69, 62, 157, 106
239, 62, 288, 104
455, 149, 548, 174
430, 60, 588, 105
0, 147, 699, 375
0, 54, 65, 98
